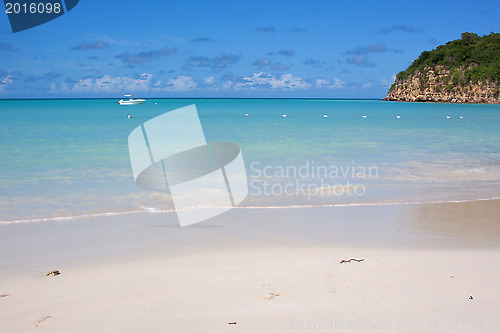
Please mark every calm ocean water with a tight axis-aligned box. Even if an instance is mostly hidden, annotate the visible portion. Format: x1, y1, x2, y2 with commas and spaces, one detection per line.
0, 99, 499, 223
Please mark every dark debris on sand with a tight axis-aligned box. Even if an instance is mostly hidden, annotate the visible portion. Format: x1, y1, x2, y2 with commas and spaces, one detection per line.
46, 270, 61, 277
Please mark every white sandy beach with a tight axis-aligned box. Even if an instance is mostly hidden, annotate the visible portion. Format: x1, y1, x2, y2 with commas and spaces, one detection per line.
1, 200, 499, 332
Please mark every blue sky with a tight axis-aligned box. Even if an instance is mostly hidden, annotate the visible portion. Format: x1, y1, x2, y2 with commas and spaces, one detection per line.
0, 0, 499, 98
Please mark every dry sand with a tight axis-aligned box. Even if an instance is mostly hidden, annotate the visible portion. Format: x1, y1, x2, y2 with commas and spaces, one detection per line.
1, 199, 499, 332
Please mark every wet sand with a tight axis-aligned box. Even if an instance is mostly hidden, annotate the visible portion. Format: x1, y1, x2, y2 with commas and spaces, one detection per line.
1, 199, 499, 332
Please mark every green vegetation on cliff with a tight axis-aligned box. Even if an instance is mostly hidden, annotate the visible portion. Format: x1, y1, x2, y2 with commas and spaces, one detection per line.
390, 32, 500, 92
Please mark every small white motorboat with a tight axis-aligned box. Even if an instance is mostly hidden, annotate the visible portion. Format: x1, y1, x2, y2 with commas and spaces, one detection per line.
118, 95, 146, 105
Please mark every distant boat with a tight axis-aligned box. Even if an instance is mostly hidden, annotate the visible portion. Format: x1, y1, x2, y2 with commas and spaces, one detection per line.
118, 95, 146, 105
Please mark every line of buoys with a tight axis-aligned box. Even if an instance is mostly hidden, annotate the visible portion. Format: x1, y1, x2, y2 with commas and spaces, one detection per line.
241, 114, 467, 119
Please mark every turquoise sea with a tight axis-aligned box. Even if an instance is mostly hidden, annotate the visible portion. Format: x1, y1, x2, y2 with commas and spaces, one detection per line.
0, 99, 499, 223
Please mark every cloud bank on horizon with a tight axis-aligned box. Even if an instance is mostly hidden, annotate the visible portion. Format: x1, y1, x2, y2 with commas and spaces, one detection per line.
0, 0, 498, 98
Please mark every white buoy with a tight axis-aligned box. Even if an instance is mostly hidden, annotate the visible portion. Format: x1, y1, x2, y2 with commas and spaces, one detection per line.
155, 102, 157, 105
396, 115, 401, 118
194, 114, 197, 117
446, 116, 451, 119
282, 114, 287, 117
127, 115, 131, 118
323, 114, 328, 118
362, 115, 367, 118
459, 116, 464, 119
245, 113, 250, 117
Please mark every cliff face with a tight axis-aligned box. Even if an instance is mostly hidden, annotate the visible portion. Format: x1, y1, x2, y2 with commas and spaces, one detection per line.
384, 65, 500, 103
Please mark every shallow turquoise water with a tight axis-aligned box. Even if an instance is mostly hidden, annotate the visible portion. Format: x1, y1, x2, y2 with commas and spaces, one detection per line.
0, 99, 499, 222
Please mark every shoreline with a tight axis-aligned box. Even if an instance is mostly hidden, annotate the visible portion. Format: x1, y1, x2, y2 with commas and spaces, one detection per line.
2, 196, 499, 226
1, 198, 500, 270
382, 98, 500, 104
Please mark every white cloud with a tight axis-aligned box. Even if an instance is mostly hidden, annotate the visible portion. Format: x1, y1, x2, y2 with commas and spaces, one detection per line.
0, 75, 13, 92
221, 80, 234, 90
331, 77, 345, 88
316, 77, 345, 89
235, 72, 310, 90
380, 74, 397, 88
316, 79, 329, 88
204, 76, 215, 85
72, 73, 154, 93
50, 73, 198, 94
165, 76, 197, 91
40, 72, 363, 95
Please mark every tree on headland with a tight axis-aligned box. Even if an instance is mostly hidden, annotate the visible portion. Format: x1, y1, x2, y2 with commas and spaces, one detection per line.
460, 32, 478, 45
391, 32, 500, 85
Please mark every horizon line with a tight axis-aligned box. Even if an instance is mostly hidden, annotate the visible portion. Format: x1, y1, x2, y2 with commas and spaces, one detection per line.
0, 97, 383, 101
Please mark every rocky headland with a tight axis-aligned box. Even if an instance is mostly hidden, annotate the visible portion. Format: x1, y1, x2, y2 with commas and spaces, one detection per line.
384, 32, 500, 103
